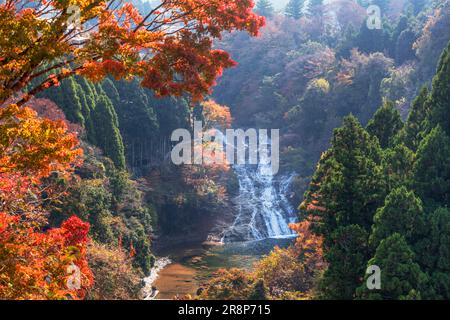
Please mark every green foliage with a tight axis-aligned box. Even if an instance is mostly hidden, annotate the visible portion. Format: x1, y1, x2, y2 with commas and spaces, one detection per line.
41, 77, 85, 125
286, 79, 330, 141
200, 268, 255, 300
301, 41, 450, 300
285, 0, 304, 20
366, 100, 404, 148
319, 225, 369, 299
413, 126, 450, 209
358, 233, 426, 300
312, 116, 384, 237
420, 208, 450, 299
430, 42, 450, 136
397, 86, 430, 151
392, 15, 417, 64
92, 94, 126, 169
48, 149, 154, 276
381, 144, 415, 191
370, 187, 425, 249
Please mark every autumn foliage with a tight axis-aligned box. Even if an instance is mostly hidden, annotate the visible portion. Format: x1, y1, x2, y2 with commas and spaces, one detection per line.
0, 214, 92, 299
0, 0, 265, 105
201, 220, 325, 300
0, 103, 92, 299
0, 104, 82, 217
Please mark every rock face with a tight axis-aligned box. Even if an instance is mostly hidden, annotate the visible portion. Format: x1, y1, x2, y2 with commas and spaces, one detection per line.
221, 164, 297, 242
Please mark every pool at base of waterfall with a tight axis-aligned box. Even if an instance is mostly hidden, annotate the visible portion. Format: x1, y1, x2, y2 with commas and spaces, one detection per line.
145, 237, 296, 300
143, 160, 299, 299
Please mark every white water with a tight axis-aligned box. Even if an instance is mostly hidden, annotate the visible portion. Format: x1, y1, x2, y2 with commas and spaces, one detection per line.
142, 257, 172, 300
222, 163, 298, 242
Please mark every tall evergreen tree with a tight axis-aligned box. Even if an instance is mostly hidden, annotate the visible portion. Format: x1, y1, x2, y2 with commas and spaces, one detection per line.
285, 0, 304, 20
357, 233, 425, 300
40, 78, 85, 126
370, 187, 425, 249
366, 100, 404, 149
306, 0, 324, 21
382, 144, 415, 191
430, 42, 450, 136
319, 225, 369, 299
420, 207, 450, 299
255, 0, 274, 18
397, 86, 430, 151
314, 115, 385, 234
102, 78, 121, 107
303, 116, 385, 299
354, 21, 390, 54
92, 94, 126, 169
413, 126, 450, 209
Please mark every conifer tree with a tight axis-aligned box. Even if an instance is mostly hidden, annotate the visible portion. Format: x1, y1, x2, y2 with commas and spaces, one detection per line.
366, 100, 404, 149
420, 207, 450, 299
314, 115, 385, 234
370, 187, 425, 249
430, 42, 450, 136
256, 0, 275, 18
41, 78, 85, 126
92, 94, 126, 169
398, 86, 430, 151
357, 233, 425, 300
306, 0, 325, 33
319, 225, 369, 299
382, 144, 415, 191
303, 116, 386, 299
285, 0, 304, 20
102, 78, 121, 107
413, 126, 450, 209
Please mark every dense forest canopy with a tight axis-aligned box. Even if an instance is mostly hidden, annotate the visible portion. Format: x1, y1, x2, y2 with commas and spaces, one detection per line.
1, 0, 450, 301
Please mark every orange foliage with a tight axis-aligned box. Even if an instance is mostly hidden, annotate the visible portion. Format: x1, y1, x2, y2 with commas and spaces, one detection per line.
0, 0, 265, 105
289, 220, 325, 272
0, 104, 82, 218
201, 100, 232, 130
0, 102, 92, 299
0, 104, 82, 179
0, 214, 93, 299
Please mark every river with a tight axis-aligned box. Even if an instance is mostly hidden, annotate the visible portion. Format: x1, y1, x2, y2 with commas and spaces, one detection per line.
144, 162, 298, 299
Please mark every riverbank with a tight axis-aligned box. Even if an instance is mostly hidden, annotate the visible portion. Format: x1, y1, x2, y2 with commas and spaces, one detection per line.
144, 237, 296, 299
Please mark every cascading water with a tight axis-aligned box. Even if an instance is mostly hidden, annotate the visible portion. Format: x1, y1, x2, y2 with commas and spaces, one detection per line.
221, 163, 298, 242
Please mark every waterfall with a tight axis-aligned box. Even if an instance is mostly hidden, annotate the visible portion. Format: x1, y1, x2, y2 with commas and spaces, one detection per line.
222, 163, 298, 242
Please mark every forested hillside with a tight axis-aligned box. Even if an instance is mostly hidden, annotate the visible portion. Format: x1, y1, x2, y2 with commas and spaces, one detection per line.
199, 0, 450, 300
1, 0, 450, 301
0, 0, 263, 299
213, 0, 450, 201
